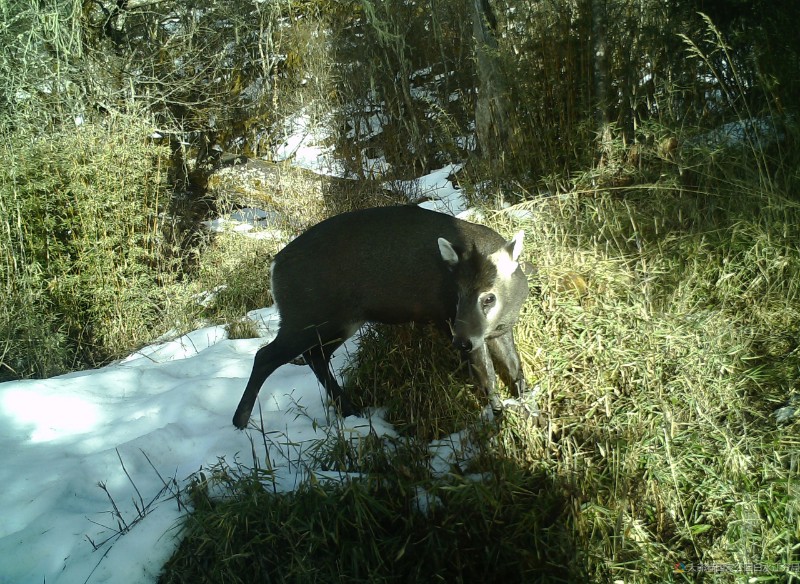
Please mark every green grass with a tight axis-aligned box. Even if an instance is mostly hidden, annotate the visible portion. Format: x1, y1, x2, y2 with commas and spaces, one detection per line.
160, 434, 582, 584
0, 113, 173, 378
343, 322, 478, 440
504, 187, 800, 581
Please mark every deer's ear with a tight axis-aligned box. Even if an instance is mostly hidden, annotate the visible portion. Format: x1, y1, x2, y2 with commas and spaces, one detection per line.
438, 237, 459, 267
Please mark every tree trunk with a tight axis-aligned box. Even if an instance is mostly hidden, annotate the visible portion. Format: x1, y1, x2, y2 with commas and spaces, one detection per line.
472, 0, 510, 163
591, 0, 612, 155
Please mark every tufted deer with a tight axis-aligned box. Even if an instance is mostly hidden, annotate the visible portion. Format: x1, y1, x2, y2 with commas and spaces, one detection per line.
233, 205, 529, 429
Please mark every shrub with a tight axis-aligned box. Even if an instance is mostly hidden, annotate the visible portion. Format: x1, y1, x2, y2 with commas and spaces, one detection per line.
0, 113, 172, 378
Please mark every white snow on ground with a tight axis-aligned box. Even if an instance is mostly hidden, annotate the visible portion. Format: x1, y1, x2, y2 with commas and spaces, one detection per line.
202, 207, 287, 240
0, 308, 405, 584
273, 112, 346, 176
384, 163, 466, 215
